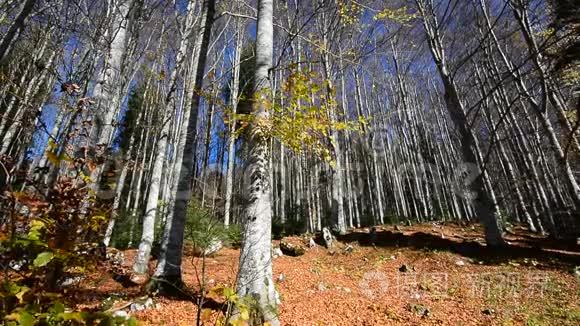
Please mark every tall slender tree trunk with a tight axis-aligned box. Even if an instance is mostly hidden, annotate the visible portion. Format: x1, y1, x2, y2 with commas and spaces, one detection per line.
235, 0, 279, 323
417, 0, 505, 246
153, 0, 215, 285
478, 0, 580, 210
224, 25, 243, 226
89, 0, 132, 194
0, 0, 36, 61
103, 96, 150, 246
132, 0, 200, 275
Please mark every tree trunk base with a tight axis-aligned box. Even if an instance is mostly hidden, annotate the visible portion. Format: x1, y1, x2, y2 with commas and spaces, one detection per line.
146, 275, 187, 298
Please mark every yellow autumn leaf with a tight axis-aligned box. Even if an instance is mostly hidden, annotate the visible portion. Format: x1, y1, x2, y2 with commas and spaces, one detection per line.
46, 151, 60, 166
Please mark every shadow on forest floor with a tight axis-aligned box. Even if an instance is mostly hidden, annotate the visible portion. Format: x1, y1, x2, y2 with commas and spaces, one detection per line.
335, 225, 580, 270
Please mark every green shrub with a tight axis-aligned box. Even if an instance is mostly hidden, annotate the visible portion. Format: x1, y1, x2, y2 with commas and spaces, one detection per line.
226, 224, 243, 248
1, 180, 137, 325
184, 200, 232, 250
110, 210, 136, 249
111, 202, 167, 251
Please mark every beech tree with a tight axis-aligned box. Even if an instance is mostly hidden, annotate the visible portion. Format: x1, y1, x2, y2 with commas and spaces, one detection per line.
234, 0, 279, 324
153, 0, 216, 288
1, 0, 579, 322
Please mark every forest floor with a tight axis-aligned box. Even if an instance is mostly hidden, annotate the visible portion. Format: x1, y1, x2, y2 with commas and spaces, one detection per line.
74, 223, 580, 325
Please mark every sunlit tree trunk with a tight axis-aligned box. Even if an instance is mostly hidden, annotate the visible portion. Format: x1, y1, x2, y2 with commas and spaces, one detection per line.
235, 0, 279, 323
133, 0, 200, 275
89, 0, 132, 194
224, 23, 243, 227
154, 0, 215, 285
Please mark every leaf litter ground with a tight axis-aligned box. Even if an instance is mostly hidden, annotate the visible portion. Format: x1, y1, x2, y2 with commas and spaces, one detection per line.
74, 223, 579, 325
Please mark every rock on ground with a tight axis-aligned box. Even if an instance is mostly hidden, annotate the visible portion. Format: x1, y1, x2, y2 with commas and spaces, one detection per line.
322, 227, 333, 248
112, 310, 130, 320
130, 297, 155, 312
272, 247, 283, 258
191, 239, 223, 257
280, 238, 306, 256
106, 248, 125, 266
61, 276, 85, 287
